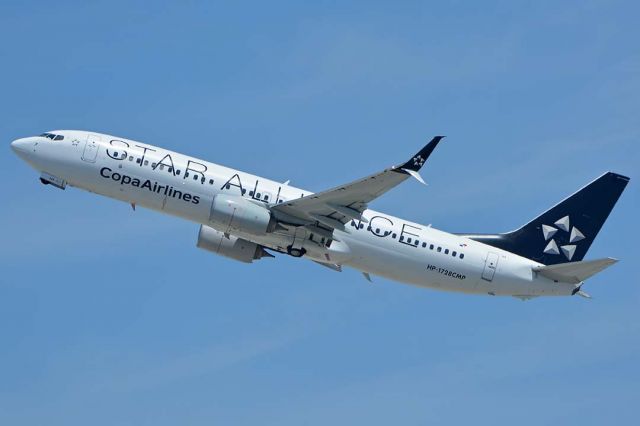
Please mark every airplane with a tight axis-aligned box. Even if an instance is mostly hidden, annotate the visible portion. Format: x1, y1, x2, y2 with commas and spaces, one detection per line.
10, 131, 630, 299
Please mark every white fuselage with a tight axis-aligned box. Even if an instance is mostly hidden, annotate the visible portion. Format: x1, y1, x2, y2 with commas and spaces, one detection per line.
12, 130, 578, 297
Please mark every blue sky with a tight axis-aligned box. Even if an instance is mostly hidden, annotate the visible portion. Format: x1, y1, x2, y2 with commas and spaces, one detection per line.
1, 1, 639, 424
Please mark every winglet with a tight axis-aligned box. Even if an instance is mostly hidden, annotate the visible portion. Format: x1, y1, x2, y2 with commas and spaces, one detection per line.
577, 290, 592, 299
404, 169, 426, 185
399, 136, 445, 172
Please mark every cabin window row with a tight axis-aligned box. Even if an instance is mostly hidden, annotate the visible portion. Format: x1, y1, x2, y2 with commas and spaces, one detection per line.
349, 220, 465, 259
121, 155, 216, 184
118, 153, 286, 203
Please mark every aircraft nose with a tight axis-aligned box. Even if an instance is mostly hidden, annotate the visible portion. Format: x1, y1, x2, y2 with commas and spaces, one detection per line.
11, 138, 32, 154
10, 137, 40, 164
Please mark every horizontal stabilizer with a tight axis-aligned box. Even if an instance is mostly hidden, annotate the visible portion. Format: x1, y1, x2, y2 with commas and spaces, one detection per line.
533, 257, 618, 284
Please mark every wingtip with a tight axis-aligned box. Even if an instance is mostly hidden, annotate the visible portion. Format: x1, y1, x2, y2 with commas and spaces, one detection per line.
426, 135, 446, 149
399, 135, 445, 172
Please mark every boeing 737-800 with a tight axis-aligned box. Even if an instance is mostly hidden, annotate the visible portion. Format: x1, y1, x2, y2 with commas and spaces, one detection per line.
11, 131, 629, 299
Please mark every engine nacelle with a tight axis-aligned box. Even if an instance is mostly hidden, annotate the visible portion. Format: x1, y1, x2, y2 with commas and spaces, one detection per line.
209, 194, 273, 236
196, 225, 272, 263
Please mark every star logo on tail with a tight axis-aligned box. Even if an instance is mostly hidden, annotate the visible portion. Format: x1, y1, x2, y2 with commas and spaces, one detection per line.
541, 215, 586, 260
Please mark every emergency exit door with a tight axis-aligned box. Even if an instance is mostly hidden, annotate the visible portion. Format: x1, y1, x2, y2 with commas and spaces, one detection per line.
482, 252, 499, 281
82, 134, 101, 163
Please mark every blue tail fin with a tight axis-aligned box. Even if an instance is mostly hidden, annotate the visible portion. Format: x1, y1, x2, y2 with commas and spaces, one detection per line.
465, 172, 630, 265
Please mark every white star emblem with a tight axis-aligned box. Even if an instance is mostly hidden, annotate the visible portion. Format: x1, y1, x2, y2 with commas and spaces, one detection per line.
541, 215, 585, 261
413, 155, 425, 167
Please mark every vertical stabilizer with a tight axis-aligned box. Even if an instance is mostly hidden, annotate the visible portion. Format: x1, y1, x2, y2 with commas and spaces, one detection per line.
464, 172, 629, 265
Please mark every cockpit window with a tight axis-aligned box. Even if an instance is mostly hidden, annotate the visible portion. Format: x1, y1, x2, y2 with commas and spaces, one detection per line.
40, 133, 64, 141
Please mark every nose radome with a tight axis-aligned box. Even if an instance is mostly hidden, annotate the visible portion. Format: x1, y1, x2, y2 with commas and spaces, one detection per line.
11, 137, 33, 154
10, 137, 39, 163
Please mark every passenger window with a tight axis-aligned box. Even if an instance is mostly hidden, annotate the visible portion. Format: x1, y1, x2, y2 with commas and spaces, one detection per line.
185, 172, 190, 178
422, 242, 427, 248
152, 163, 157, 168
176, 170, 181, 175
209, 179, 214, 184
264, 195, 269, 201
249, 191, 254, 196
256, 193, 261, 198
225, 184, 231, 189
407, 237, 412, 243
444, 249, 449, 254
452, 251, 457, 257
399, 236, 404, 241
159, 164, 164, 170
193, 174, 198, 181
367, 226, 372, 231
129, 156, 133, 161
359, 224, 364, 229
144, 160, 149, 166
376, 228, 380, 233
201, 177, 205, 184
137, 159, 142, 164
392, 233, 397, 238
437, 247, 442, 252
168, 167, 173, 173
460, 253, 465, 259
430, 244, 434, 250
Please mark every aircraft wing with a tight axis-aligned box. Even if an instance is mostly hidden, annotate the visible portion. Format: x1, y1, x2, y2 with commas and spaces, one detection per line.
270, 136, 444, 235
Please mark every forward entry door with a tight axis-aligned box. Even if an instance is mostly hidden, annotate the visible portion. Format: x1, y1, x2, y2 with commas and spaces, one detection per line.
82, 134, 101, 163
482, 252, 499, 281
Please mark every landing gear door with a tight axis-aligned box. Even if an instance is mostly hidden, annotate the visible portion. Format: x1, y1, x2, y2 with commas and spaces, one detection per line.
291, 227, 307, 250
82, 134, 101, 163
482, 252, 499, 281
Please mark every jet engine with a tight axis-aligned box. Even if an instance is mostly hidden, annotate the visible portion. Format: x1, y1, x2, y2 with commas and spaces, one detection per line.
209, 194, 274, 235
196, 225, 273, 263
